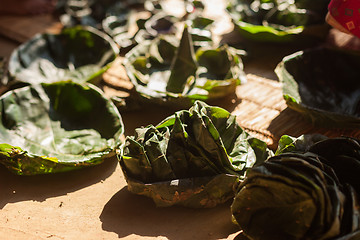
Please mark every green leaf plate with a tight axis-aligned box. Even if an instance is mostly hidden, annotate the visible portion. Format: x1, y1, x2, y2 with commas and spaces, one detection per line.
0, 81, 124, 175
226, 0, 330, 44
8, 26, 119, 85
275, 47, 360, 128
124, 26, 246, 108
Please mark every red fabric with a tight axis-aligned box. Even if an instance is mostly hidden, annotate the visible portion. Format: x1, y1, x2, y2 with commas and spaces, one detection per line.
328, 0, 360, 38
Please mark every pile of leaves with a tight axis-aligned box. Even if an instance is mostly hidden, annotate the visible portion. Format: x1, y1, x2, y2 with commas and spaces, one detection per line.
119, 100, 271, 207
231, 134, 360, 240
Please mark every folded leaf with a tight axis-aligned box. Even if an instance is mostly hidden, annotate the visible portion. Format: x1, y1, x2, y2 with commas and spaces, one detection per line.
166, 25, 198, 93
232, 135, 360, 239
119, 100, 271, 207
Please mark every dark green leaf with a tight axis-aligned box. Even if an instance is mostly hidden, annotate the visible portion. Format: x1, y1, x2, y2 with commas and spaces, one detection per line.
166, 25, 198, 93
276, 134, 328, 155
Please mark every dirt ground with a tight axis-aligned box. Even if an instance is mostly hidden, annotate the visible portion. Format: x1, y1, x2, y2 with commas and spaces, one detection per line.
0, 154, 241, 240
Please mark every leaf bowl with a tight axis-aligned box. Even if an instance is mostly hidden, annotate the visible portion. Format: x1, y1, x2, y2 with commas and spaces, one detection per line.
8, 26, 119, 85
0, 81, 124, 175
275, 47, 360, 128
226, 0, 330, 44
124, 26, 246, 109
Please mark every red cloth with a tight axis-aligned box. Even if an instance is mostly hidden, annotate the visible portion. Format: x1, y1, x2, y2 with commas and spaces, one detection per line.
328, 0, 360, 38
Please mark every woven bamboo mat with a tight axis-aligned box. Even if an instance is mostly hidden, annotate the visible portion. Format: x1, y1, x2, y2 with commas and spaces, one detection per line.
232, 74, 360, 149
101, 58, 360, 150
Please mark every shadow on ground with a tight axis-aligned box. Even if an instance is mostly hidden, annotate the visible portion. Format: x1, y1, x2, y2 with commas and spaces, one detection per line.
100, 187, 239, 240
0, 156, 118, 209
